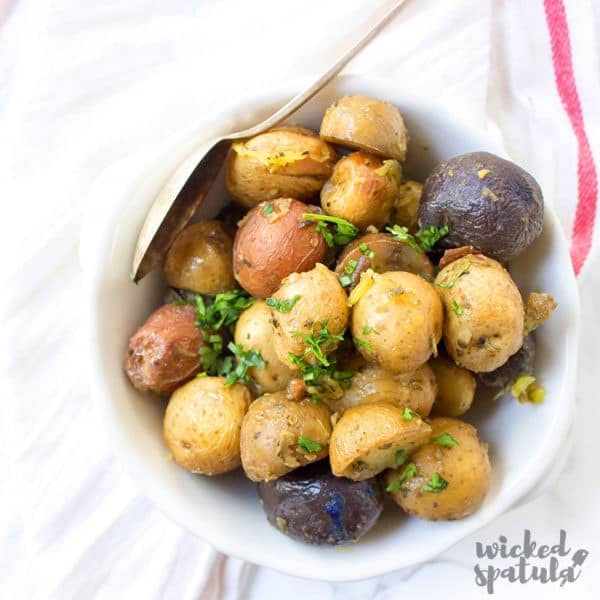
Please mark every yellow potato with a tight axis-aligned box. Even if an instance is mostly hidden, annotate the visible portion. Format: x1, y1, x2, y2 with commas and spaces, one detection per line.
163, 377, 251, 475
240, 392, 332, 482
225, 126, 337, 207
388, 180, 422, 232
430, 355, 476, 417
320, 95, 409, 161
435, 254, 524, 372
164, 220, 236, 294
351, 271, 443, 372
324, 363, 436, 418
385, 417, 491, 520
271, 264, 349, 369
329, 402, 432, 481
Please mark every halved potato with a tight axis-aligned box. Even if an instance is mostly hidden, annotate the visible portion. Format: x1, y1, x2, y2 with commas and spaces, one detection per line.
329, 402, 432, 481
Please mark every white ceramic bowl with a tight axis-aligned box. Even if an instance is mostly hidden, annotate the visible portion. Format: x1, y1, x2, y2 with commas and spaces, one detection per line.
82, 75, 579, 581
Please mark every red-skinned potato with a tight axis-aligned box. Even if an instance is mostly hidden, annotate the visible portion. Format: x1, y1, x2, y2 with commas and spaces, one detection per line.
233, 198, 329, 298
124, 303, 202, 396
320, 152, 400, 230
225, 126, 337, 207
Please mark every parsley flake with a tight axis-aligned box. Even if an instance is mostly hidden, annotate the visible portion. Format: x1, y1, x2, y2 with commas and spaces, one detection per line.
298, 436, 325, 453
266, 295, 301, 313
361, 325, 379, 335
395, 449, 406, 466
261, 203, 274, 216
436, 260, 472, 289
415, 226, 449, 252
422, 472, 449, 493
302, 213, 359, 247
451, 299, 464, 315
359, 243, 375, 259
353, 337, 374, 353
386, 462, 418, 492
402, 407, 419, 421
431, 432, 460, 448
225, 342, 265, 386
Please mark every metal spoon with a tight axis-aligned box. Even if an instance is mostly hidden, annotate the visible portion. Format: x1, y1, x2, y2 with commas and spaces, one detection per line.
132, 0, 407, 282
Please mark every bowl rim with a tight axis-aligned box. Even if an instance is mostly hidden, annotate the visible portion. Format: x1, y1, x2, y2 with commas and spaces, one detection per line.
82, 74, 581, 581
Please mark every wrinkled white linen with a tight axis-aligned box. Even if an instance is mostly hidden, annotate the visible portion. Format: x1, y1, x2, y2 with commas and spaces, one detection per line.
2, 0, 599, 598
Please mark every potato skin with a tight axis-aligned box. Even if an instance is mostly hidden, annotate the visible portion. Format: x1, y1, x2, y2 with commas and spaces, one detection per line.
389, 180, 422, 232
163, 377, 251, 475
335, 233, 434, 285
435, 254, 525, 372
419, 152, 544, 262
234, 301, 295, 394
271, 264, 349, 368
386, 417, 491, 520
330, 402, 432, 481
225, 126, 337, 207
164, 220, 236, 294
320, 152, 398, 229
124, 303, 202, 396
430, 354, 476, 417
320, 95, 409, 161
258, 460, 383, 545
240, 392, 332, 482
232, 198, 328, 298
351, 271, 443, 372
324, 363, 436, 418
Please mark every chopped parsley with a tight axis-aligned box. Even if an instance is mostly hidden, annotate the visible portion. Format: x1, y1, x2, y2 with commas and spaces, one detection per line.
302, 213, 359, 247
431, 432, 460, 448
385, 225, 421, 253
436, 260, 472, 289
422, 472, 449, 493
359, 243, 375, 259
395, 449, 406, 466
386, 462, 418, 492
298, 436, 325, 453
266, 295, 301, 313
451, 299, 464, 315
353, 337, 374, 353
415, 226, 449, 252
193, 290, 255, 330
290, 321, 344, 367
224, 343, 265, 386
402, 407, 419, 421
362, 325, 379, 335
261, 203, 274, 216
339, 259, 358, 288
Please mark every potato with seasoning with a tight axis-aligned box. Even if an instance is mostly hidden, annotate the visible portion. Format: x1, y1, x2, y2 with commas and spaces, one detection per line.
240, 391, 332, 482
351, 270, 443, 373
388, 180, 423, 232
385, 417, 491, 520
335, 232, 434, 287
124, 303, 202, 396
270, 264, 349, 369
164, 220, 236, 294
232, 198, 328, 298
234, 300, 296, 394
225, 126, 337, 207
429, 354, 476, 417
320, 95, 409, 161
330, 402, 432, 481
258, 460, 383, 545
435, 254, 524, 372
324, 363, 436, 418
320, 152, 400, 230
163, 377, 252, 475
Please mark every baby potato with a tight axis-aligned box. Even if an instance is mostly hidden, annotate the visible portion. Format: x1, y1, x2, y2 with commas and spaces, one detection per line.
234, 301, 296, 394
320, 152, 399, 230
324, 363, 436, 418
240, 391, 332, 482
163, 377, 251, 475
124, 303, 202, 396
271, 264, 349, 369
233, 198, 328, 298
335, 233, 434, 286
429, 354, 476, 417
225, 126, 337, 207
388, 180, 422, 232
435, 254, 524, 372
164, 220, 236, 294
320, 95, 409, 162
351, 271, 443, 373
330, 402, 432, 481
385, 417, 491, 520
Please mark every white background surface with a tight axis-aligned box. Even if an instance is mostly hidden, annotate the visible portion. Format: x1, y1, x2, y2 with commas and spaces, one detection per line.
2, 0, 599, 598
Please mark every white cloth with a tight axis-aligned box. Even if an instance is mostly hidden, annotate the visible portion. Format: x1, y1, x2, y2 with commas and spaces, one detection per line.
2, 0, 600, 598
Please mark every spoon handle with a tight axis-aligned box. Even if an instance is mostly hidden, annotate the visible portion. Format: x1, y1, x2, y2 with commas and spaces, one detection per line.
233, 0, 407, 139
